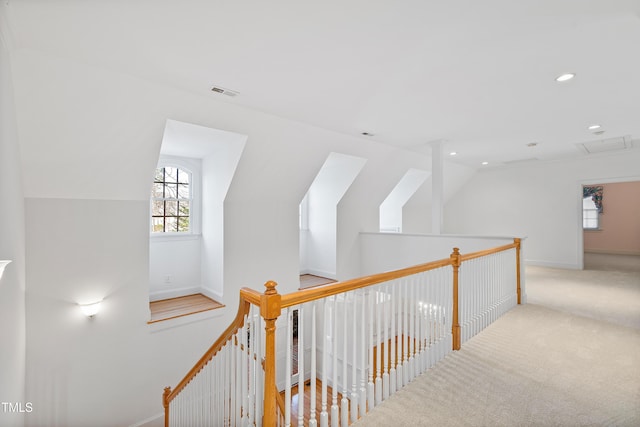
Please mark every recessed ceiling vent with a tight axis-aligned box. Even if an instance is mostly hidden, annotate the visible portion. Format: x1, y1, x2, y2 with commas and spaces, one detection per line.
577, 135, 633, 154
503, 157, 539, 165
211, 86, 239, 97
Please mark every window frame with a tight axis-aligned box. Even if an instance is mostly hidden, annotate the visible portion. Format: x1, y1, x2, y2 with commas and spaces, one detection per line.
151, 155, 202, 237
582, 196, 600, 230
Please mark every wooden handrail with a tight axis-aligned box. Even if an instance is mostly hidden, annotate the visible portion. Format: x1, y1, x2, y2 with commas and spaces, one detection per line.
275, 385, 285, 419
459, 241, 518, 262
281, 258, 451, 308
163, 287, 262, 413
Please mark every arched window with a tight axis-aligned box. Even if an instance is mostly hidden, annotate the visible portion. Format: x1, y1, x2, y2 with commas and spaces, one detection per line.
151, 166, 192, 233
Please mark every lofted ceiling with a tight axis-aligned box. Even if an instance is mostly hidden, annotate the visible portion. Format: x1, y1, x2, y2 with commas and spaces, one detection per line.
5, 0, 640, 168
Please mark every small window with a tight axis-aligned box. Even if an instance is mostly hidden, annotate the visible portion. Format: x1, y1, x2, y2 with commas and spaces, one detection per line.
582, 197, 599, 230
151, 166, 192, 233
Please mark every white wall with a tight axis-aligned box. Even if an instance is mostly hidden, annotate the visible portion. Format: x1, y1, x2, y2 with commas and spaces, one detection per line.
444, 150, 640, 269
379, 169, 430, 232
11, 47, 439, 426
24, 199, 228, 427
0, 9, 26, 426
149, 236, 202, 300
359, 232, 517, 275
403, 161, 477, 234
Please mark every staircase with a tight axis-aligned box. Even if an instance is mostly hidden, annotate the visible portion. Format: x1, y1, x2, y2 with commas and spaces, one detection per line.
162, 239, 522, 426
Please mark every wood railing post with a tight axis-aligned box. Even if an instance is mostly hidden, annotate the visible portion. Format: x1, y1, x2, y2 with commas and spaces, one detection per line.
450, 248, 461, 351
163, 386, 171, 427
261, 281, 282, 426
514, 238, 522, 304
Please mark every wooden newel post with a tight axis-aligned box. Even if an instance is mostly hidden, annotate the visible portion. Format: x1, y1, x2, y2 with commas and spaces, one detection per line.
163, 386, 171, 427
450, 248, 461, 351
514, 238, 522, 305
261, 281, 282, 426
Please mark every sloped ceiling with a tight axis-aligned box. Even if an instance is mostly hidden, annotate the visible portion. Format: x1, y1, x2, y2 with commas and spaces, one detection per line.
5, 0, 640, 167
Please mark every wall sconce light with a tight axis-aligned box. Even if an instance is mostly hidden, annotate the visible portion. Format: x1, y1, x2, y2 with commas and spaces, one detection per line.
0, 260, 12, 280
79, 301, 102, 318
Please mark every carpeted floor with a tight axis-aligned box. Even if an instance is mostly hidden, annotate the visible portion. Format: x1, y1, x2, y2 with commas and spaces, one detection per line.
353, 254, 640, 426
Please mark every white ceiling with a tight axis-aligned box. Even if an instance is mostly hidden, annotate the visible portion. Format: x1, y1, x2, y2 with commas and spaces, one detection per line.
6, 0, 640, 168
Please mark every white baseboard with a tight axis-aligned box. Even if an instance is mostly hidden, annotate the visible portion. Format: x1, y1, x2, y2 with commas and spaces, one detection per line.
129, 412, 163, 427
150, 286, 223, 302
585, 249, 640, 256
301, 268, 337, 280
200, 287, 223, 302
149, 286, 202, 302
525, 259, 581, 270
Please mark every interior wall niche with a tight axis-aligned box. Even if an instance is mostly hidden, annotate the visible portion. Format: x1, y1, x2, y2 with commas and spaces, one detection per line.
149, 119, 246, 302
380, 168, 430, 233
299, 152, 366, 282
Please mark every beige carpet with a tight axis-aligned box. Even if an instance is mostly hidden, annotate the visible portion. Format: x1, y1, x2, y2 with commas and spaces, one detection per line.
354, 254, 640, 426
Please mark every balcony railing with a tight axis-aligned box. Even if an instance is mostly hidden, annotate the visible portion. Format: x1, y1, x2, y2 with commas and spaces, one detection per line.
163, 238, 522, 426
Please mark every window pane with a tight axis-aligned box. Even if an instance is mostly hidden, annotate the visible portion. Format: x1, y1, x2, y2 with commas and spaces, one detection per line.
154, 168, 164, 183
164, 167, 178, 183
152, 183, 164, 198
178, 216, 190, 232
178, 201, 190, 216
164, 183, 178, 199
151, 217, 164, 233
165, 217, 178, 232
178, 169, 190, 184
151, 200, 164, 216
178, 184, 190, 199
165, 200, 177, 216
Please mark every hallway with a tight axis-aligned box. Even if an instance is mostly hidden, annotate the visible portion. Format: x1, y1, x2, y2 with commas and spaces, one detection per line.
352, 254, 640, 426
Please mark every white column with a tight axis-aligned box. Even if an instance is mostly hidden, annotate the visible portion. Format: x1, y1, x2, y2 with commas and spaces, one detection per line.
430, 140, 444, 234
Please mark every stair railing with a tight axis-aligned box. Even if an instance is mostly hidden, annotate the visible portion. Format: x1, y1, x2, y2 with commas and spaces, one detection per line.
163, 238, 522, 426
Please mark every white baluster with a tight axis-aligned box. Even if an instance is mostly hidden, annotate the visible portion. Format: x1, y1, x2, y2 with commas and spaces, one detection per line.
389, 282, 397, 395
298, 307, 305, 427
359, 289, 367, 417
382, 284, 390, 400
367, 290, 375, 411
285, 308, 292, 427
417, 274, 425, 375
396, 279, 404, 390
351, 292, 359, 422
242, 314, 250, 426
408, 278, 415, 382
310, 302, 318, 427
375, 287, 382, 405
403, 279, 409, 386
320, 300, 329, 427
341, 294, 349, 427
248, 307, 255, 426
331, 297, 339, 427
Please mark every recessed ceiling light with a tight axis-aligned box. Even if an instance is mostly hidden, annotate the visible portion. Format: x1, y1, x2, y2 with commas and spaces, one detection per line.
449, 151, 457, 156
555, 73, 575, 82
588, 124, 601, 130
481, 161, 489, 165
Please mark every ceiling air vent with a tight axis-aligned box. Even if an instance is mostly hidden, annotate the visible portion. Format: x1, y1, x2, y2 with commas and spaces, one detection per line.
503, 158, 539, 165
577, 135, 633, 154
211, 86, 239, 97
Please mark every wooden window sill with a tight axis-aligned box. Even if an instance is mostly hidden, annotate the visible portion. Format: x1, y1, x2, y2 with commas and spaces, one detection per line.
148, 293, 224, 324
